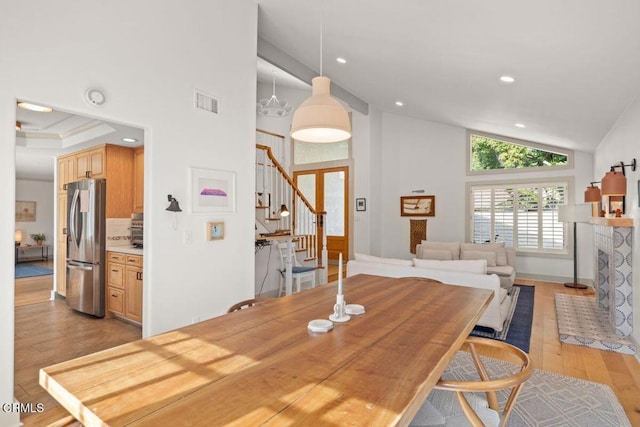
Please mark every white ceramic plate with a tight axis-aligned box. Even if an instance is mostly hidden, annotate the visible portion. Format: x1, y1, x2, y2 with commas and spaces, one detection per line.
308, 319, 333, 332
345, 304, 365, 315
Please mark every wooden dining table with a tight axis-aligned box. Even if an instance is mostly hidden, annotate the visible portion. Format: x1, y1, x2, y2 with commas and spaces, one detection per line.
40, 274, 493, 426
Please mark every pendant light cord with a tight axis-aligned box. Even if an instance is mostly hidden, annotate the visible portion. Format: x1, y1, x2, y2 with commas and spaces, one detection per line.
319, 0, 323, 76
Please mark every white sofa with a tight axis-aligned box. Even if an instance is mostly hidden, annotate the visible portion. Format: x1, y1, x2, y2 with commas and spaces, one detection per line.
416, 241, 516, 290
347, 256, 511, 332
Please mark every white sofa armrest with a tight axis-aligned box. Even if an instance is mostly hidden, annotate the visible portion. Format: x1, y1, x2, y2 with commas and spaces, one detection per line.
505, 248, 516, 267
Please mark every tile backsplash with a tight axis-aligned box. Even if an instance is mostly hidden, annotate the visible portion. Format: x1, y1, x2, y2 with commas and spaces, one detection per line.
106, 218, 131, 246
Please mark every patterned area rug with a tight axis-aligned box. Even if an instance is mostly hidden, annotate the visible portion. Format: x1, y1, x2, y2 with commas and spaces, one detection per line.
415, 352, 631, 426
471, 285, 534, 353
555, 294, 636, 355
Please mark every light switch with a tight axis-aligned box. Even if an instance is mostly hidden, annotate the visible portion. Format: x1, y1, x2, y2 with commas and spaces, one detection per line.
183, 230, 193, 245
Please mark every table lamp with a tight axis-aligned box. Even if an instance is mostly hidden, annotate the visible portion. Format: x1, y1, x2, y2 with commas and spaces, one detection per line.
15, 230, 23, 247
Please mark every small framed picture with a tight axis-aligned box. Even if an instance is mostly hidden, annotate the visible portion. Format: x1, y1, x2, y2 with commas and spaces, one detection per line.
356, 198, 367, 212
207, 222, 224, 240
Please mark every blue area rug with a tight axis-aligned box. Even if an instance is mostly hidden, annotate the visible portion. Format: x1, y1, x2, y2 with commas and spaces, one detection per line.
15, 263, 53, 279
471, 284, 534, 353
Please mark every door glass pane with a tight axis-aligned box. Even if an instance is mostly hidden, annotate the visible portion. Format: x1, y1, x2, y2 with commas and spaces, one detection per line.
324, 171, 345, 236
296, 174, 316, 210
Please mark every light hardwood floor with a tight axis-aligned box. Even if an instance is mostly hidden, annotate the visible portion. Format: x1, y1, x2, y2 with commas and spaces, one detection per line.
15, 267, 640, 425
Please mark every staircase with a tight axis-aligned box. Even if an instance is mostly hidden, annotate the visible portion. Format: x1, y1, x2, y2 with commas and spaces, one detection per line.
256, 130, 328, 285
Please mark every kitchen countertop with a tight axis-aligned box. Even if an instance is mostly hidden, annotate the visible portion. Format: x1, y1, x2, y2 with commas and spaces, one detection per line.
106, 245, 144, 256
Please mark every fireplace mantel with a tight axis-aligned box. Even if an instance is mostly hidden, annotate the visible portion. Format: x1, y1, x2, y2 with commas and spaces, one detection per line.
590, 217, 633, 227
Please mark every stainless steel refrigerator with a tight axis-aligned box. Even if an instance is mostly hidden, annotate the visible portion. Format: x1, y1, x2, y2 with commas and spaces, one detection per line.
66, 179, 106, 317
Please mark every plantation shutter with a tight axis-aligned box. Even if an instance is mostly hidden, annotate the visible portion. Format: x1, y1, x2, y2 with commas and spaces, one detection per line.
469, 181, 568, 254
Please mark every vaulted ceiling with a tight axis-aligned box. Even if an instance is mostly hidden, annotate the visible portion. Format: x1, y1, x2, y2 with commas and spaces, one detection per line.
257, 0, 640, 152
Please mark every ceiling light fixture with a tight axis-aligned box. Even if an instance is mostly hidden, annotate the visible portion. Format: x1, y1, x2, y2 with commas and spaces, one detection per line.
17, 102, 53, 112
15, 121, 21, 131
336, 57, 347, 64
290, 0, 351, 143
395, 101, 404, 107
514, 123, 526, 128
500, 75, 515, 83
122, 137, 137, 143
257, 71, 293, 117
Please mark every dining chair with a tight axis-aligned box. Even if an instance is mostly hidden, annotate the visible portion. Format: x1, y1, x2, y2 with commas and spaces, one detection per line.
226, 298, 267, 313
411, 336, 533, 427
277, 242, 317, 295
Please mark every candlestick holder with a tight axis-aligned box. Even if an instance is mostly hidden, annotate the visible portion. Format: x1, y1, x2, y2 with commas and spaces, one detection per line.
329, 294, 351, 323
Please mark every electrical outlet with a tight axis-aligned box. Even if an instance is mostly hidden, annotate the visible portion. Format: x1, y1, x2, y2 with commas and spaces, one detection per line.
183, 230, 193, 245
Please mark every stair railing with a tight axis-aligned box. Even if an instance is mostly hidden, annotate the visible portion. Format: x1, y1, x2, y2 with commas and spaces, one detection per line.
256, 143, 328, 284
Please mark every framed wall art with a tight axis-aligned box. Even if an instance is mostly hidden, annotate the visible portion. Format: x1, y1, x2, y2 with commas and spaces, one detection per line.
190, 168, 236, 213
400, 195, 435, 217
15, 201, 36, 222
356, 198, 367, 212
207, 222, 225, 240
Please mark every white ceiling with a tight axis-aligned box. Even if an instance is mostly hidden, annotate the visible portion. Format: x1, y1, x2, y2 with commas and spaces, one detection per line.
15, 104, 144, 181
257, 0, 640, 152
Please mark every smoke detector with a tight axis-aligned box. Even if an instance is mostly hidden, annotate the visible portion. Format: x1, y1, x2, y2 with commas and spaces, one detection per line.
85, 89, 106, 107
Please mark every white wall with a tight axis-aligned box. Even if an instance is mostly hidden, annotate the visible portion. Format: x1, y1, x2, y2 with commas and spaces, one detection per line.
593, 95, 640, 346
0, 2, 257, 423
378, 112, 595, 282
15, 179, 55, 246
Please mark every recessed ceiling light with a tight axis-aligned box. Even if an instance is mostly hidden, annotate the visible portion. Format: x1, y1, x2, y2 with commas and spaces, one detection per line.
336, 57, 347, 64
500, 75, 515, 83
17, 102, 53, 112
395, 101, 404, 107
122, 137, 137, 143
515, 123, 526, 128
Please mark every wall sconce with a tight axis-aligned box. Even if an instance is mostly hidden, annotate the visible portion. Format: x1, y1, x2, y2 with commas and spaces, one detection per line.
166, 194, 182, 231
166, 195, 182, 212
279, 204, 290, 217
584, 181, 601, 203
601, 159, 636, 196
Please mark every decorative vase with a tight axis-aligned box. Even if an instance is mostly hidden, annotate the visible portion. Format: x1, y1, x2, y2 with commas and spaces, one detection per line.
36, 240, 43, 246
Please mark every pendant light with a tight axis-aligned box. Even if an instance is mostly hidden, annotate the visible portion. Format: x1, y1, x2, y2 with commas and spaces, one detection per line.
290, 0, 351, 143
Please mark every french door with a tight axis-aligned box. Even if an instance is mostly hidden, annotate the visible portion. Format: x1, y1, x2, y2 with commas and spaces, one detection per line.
294, 166, 349, 262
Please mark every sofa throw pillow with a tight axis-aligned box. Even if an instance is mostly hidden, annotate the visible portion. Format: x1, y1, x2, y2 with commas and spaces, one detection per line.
461, 250, 497, 267
354, 253, 413, 266
460, 242, 508, 266
419, 248, 453, 261
413, 258, 487, 274
419, 241, 460, 260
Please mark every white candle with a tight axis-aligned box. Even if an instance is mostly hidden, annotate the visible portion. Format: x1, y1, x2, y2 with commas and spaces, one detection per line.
338, 253, 343, 295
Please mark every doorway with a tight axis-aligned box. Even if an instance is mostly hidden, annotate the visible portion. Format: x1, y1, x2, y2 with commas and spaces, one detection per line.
294, 166, 349, 261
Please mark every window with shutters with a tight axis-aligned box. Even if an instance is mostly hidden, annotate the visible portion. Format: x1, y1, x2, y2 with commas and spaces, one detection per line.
468, 180, 568, 254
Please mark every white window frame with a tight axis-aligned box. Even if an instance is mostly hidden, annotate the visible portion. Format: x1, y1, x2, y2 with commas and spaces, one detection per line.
466, 177, 574, 258
466, 130, 574, 175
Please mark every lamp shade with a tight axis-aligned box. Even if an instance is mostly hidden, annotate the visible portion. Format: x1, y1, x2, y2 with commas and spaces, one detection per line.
584, 185, 601, 203
601, 171, 626, 196
14, 230, 22, 243
290, 76, 351, 143
558, 204, 592, 223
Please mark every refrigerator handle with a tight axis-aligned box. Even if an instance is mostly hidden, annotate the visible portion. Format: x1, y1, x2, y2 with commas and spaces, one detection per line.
67, 262, 93, 271
69, 188, 81, 250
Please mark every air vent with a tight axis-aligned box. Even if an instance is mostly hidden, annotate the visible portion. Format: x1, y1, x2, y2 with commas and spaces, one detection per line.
194, 90, 219, 115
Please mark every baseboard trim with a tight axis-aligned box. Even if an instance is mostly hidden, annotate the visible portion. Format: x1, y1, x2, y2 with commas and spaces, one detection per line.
516, 273, 594, 287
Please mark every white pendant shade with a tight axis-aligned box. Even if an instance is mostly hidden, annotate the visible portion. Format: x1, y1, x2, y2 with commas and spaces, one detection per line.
290, 76, 351, 143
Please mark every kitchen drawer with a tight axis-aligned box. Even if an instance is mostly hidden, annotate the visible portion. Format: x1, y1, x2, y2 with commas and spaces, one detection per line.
107, 262, 125, 289
108, 252, 127, 264
108, 286, 125, 316
126, 254, 143, 267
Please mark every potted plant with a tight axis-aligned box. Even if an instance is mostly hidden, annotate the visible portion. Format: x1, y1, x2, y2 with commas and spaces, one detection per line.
30, 233, 46, 246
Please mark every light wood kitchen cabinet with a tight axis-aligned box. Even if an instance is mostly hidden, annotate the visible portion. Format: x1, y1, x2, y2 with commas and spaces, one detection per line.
132, 147, 144, 213
57, 156, 76, 194
107, 251, 143, 325
75, 146, 105, 179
